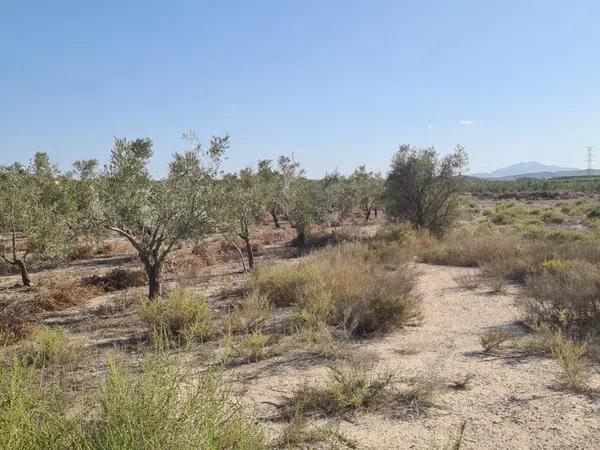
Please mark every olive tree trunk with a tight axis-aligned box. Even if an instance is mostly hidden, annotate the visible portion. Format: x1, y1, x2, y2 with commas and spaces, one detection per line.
243, 236, 254, 269
270, 210, 281, 229
15, 259, 31, 287
143, 257, 162, 300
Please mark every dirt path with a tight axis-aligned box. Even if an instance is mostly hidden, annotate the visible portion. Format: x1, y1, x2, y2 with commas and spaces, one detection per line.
237, 264, 600, 449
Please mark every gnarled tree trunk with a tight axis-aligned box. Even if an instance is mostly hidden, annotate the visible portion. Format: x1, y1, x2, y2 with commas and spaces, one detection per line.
142, 256, 162, 300
15, 259, 31, 287
0, 228, 32, 287
243, 236, 254, 269
270, 210, 280, 229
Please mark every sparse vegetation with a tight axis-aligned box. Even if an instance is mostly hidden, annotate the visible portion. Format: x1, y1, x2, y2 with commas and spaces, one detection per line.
2, 141, 600, 448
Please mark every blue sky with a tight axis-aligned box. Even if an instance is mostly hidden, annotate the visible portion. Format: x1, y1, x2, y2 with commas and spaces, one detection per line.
1, 1, 599, 176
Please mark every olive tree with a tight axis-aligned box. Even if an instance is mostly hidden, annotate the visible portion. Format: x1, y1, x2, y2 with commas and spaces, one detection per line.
349, 166, 384, 221
321, 171, 356, 228
257, 159, 283, 229
384, 144, 468, 235
275, 155, 322, 247
98, 135, 228, 299
220, 168, 266, 271
0, 154, 73, 286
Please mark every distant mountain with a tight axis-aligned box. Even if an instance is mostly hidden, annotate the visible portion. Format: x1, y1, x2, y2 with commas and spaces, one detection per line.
472, 162, 579, 179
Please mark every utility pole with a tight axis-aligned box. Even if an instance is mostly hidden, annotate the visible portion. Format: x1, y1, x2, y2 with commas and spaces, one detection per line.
587, 146, 593, 176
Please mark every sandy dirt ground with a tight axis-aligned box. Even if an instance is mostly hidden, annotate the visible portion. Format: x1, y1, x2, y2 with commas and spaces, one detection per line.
2, 229, 599, 449
233, 264, 600, 449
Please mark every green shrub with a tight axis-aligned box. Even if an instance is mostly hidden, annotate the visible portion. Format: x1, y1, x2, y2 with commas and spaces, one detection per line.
374, 222, 416, 243
21, 327, 84, 368
550, 332, 591, 392
139, 290, 213, 345
87, 357, 265, 449
0, 355, 266, 450
248, 264, 311, 307
587, 207, 600, 219
541, 208, 565, 224
235, 331, 271, 363
0, 358, 81, 450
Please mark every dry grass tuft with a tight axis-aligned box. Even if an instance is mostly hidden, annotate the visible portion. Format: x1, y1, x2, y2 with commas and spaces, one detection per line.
229, 293, 273, 334
284, 364, 395, 419
450, 373, 475, 390
480, 330, 511, 353
453, 273, 480, 290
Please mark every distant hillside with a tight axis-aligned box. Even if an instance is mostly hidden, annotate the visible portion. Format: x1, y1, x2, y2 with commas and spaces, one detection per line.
471, 162, 584, 180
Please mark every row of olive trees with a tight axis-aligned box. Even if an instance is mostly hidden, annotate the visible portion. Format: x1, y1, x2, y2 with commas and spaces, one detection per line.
0, 138, 467, 300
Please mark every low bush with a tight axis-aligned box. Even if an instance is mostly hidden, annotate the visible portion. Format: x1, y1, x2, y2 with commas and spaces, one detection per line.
229, 293, 272, 333
480, 329, 510, 353
285, 364, 395, 419
83, 268, 147, 292
248, 263, 312, 307
394, 376, 439, 416
453, 273, 480, 290
422, 226, 523, 268
88, 357, 265, 449
95, 294, 143, 316
251, 243, 421, 338
279, 324, 343, 358
541, 208, 565, 224
521, 260, 600, 333
0, 309, 36, 345
234, 331, 272, 363
36, 277, 102, 311
0, 358, 79, 450
587, 207, 600, 220
97, 239, 135, 255
139, 289, 213, 345
21, 327, 84, 368
374, 222, 416, 243
550, 332, 591, 392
